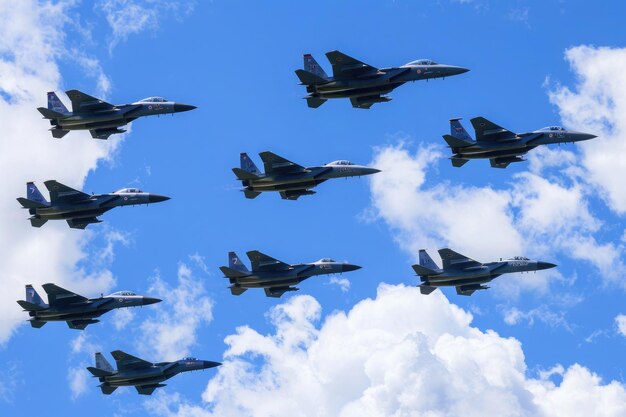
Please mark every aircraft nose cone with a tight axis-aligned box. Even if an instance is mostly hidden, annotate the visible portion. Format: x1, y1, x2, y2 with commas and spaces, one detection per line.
537, 261, 557, 271
445, 66, 470, 76
142, 296, 162, 306
342, 264, 362, 273
148, 194, 171, 203
203, 361, 222, 369
579, 133, 598, 141
173, 103, 197, 113
364, 167, 382, 175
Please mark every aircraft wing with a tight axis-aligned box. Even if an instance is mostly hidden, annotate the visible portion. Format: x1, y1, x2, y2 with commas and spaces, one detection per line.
65, 89, 115, 113
264, 286, 299, 298
259, 151, 307, 175
42, 283, 88, 306
437, 248, 482, 270
110, 350, 153, 371
135, 384, 166, 395
325, 50, 378, 79
455, 284, 490, 296
246, 250, 291, 272
470, 117, 516, 142
44, 180, 90, 203
66, 217, 102, 229
89, 128, 126, 140
67, 320, 96, 330
279, 189, 317, 200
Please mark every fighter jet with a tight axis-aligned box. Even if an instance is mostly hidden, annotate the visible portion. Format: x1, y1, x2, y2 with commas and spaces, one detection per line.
233, 151, 380, 200
295, 50, 469, 109
17, 180, 170, 229
87, 351, 220, 395
37, 90, 196, 139
16, 284, 161, 330
413, 248, 557, 296
220, 251, 361, 297
443, 117, 598, 168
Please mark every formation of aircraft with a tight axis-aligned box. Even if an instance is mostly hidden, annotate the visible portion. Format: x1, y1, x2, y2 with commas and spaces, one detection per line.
443, 117, 597, 168
87, 351, 220, 395
233, 151, 380, 200
17, 284, 161, 329
17, 181, 170, 229
295, 50, 469, 108
220, 251, 361, 297
413, 249, 557, 296
37, 90, 196, 139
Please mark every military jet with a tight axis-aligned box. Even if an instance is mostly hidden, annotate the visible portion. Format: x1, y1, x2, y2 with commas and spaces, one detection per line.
233, 151, 380, 200
413, 248, 557, 296
220, 251, 361, 297
37, 90, 196, 139
16, 284, 161, 330
17, 180, 170, 229
295, 50, 469, 109
87, 351, 220, 395
443, 117, 598, 168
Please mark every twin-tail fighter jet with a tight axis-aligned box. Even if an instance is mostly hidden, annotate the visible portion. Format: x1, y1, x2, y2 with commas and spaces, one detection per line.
37, 90, 196, 139
233, 151, 380, 200
443, 117, 597, 168
17, 181, 170, 229
413, 249, 557, 296
295, 50, 469, 109
87, 351, 220, 395
220, 251, 361, 297
17, 284, 161, 330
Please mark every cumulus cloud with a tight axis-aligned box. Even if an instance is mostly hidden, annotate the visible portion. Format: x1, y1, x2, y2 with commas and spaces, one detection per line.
328, 276, 351, 293
366, 143, 625, 293
615, 314, 626, 338
143, 285, 626, 417
67, 333, 102, 400
0, 0, 121, 345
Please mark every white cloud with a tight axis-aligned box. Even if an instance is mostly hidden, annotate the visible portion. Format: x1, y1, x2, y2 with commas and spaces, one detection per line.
143, 284, 626, 417
67, 333, 102, 400
67, 366, 89, 400
503, 305, 572, 331
0, 0, 121, 345
328, 276, 351, 292
110, 307, 135, 331
615, 314, 626, 338
137, 262, 214, 361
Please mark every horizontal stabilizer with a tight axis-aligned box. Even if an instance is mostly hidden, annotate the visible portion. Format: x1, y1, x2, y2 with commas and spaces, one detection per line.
28, 319, 47, 328
17, 300, 46, 311
86, 367, 114, 377
450, 157, 470, 168
419, 284, 438, 295
243, 189, 262, 199
16, 197, 48, 209
232, 168, 259, 180
37, 107, 65, 119
306, 97, 327, 108
443, 134, 473, 148
220, 266, 250, 279
29, 217, 48, 228
412, 264, 440, 277
229, 285, 248, 296
98, 384, 117, 395
295, 69, 327, 85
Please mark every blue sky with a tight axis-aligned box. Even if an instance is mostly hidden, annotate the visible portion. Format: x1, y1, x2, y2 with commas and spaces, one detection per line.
1, 1, 625, 416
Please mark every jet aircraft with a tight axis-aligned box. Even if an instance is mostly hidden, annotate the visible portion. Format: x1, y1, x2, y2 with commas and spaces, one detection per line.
233, 151, 380, 200
443, 117, 597, 168
295, 50, 469, 109
16, 284, 161, 330
37, 90, 196, 139
17, 180, 170, 229
220, 251, 361, 297
413, 248, 557, 296
87, 350, 220, 395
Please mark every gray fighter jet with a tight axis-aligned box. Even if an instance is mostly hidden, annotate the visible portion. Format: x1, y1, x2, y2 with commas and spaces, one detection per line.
17, 181, 170, 229
233, 152, 380, 200
220, 251, 361, 297
443, 117, 597, 168
87, 351, 220, 395
37, 90, 196, 139
17, 284, 161, 330
413, 248, 557, 296
296, 51, 469, 109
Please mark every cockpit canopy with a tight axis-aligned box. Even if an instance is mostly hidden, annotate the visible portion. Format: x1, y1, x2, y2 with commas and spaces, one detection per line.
182, 357, 197, 361
539, 126, 565, 131
110, 291, 136, 296
406, 59, 438, 66
318, 258, 336, 263
139, 97, 168, 103
508, 256, 529, 260
114, 188, 143, 194
326, 160, 355, 166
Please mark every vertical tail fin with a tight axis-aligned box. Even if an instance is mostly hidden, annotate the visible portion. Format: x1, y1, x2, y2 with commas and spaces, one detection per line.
240, 153, 262, 175
419, 249, 440, 270
95, 353, 114, 372
26, 182, 49, 205
25, 285, 46, 306
304, 54, 328, 79
47, 92, 69, 114
228, 252, 249, 273
449, 118, 473, 142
